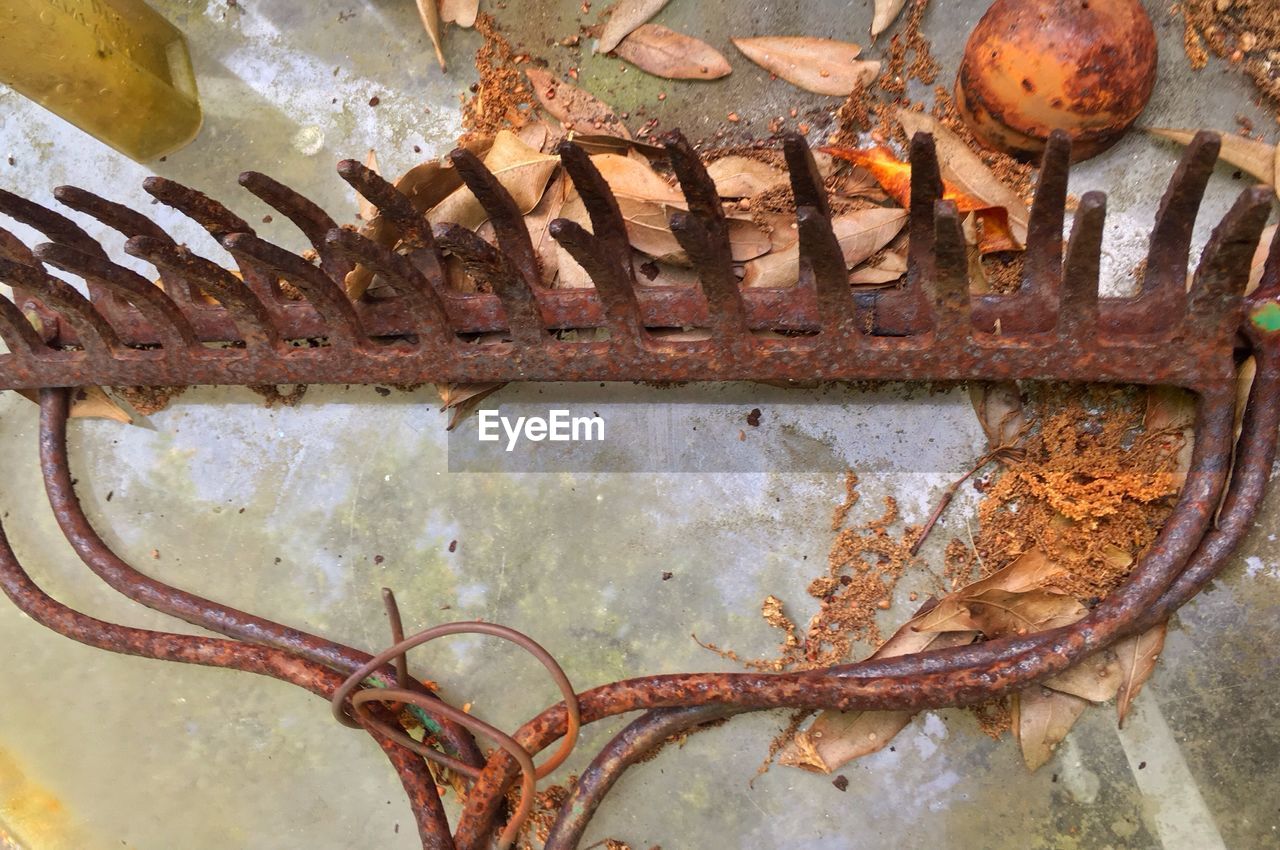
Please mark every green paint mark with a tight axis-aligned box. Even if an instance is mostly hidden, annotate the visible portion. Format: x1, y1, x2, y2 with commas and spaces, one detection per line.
1251, 302, 1280, 333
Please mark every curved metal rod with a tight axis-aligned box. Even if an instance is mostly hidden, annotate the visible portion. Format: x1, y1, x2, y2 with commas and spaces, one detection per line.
36, 388, 485, 770
0, 514, 453, 850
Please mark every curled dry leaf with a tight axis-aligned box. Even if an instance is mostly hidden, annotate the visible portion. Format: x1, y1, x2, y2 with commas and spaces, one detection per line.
525, 173, 574, 286
597, 0, 670, 55
1114, 620, 1167, 727
1043, 648, 1122, 703
706, 156, 787, 198
1144, 385, 1195, 484
742, 208, 907, 288
1146, 127, 1279, 196
440, 0, 480, 28
896, 108, 1031, 249
913, 548, 1073, 634
1014, 685, 1089, 771
525, 67, 631, 139
872, 0, 908, 38
70, 387, 133, 424
414, 0, 447, 71
429, 130, 559, 230
969, 381, 1026, 450
614, 24, 732, 80
847, 250, 906, 286
732, 36, 879, 96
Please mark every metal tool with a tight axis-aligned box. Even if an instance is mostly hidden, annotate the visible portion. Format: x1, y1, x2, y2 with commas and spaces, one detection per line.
1, 128, 1277, 850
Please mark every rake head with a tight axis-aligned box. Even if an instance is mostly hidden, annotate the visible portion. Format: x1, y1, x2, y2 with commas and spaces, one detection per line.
0, 129, 1274, 395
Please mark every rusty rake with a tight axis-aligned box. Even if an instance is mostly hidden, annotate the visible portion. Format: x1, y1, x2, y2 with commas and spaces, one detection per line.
1, 128, 1278, 850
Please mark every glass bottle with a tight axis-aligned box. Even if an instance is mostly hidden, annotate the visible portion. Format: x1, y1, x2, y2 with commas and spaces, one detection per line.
0, 0, 202, 161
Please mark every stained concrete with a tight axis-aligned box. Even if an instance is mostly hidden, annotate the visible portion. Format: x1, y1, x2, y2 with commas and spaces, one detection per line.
0, 1, 1277, 848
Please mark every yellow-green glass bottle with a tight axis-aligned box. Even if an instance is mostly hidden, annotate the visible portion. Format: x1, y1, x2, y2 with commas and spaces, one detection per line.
0, 0, 202, 161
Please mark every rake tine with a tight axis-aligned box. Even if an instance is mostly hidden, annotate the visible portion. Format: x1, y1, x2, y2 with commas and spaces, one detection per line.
0, 187, 106, 260
0, 225, 37, 265
336, 159, 448, 289
548, 218, 646, 351
222, 233, 368, 352
1187, 186, 1273, 341
782, 133, 831, 218
1143, 131, 1220, 301
448, 149, 543, 290
1020, 130, 1071, 296
238, 172, 354, 283
34, 243, 199, 353
1058, 191, 1106, 340
932, 200, 971, 347
0, 289, 46, 358
143, 177, 255, 242
52, 186, 199, 306
125, 236, 279, 352
0, 258, 121, 359
795, 206, 855, 338
323, 229, 455, 348
906, 132, 943, 291
661, 130, 726, 224
556, 142, 632, 259
434, 223, 546, 348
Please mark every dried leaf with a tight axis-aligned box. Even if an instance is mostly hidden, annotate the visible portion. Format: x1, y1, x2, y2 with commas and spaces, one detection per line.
1248, 224, 1276, 295
569, 134, 666, 158
429, 130, 559, 230
969, 382, 1025, 449
597, 0, 670, 54
871, 0, 908, 37
357, 149, 380, 223
525, 174, 574, 286
614, 24, 732, 80
732, 37, 878, 96
1014, 685, 1089, 771
848, 251, 906, 286
1114, 621, 1167, 727
591, 153, 683, 203
1146, 127, 1279, 194
1144, 385, 1195, 482
414, 0, 447, 71
706, 156, 787, 198
742, 208, 907, 287
895, 109, 1031, 248
964, 589, 1086, 638
526, 67, 631, 139
1043, 649, 1122, 703
69, 387, 133, 424
440, 0, 479, 28
913, 549, 1071, 634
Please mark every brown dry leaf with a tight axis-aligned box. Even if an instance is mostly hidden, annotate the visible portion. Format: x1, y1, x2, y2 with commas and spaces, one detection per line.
1114, 621, 1167, 727
1235, 356, 1256, 443
525, 174, 574, 286
597, 0, 670, 54
1146, 128, 1279, 196
896, 108, 1030, 247
69, 387, 133, 424
969, 382, 1026, 449
414, 0, 447, 71
964, 589, 1086, 638
848, 251, 906, 286
440, 0, 479, 28
526, 67, 631, 139
1043, 649, 1122, 703
872, 0, 908, 37
568, 134, 666, 159
592, 153, 684, 203
732, 37, 879, 96
913, 548, 1070, 634
614, 24, 732, 80
357, 148, 380, 223
1144, 385, 1195, 483
429, 130, 559, 230
742, 208, 907, 287
1014, 685, 1089, 771
706, 156, 787, 198
1248, 224, 1276, 295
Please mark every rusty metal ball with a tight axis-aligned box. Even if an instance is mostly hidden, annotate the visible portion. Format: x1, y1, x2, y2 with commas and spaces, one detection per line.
955, 0, 1158, 162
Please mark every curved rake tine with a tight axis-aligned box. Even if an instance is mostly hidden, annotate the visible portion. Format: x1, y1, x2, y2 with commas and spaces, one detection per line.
222, 233, 368, 352
556, 141, 632, 259
795, 207, 854, 338
1020, 130, 1071, 296
323, 229, 455, 348
932, 200, 971, 347
1143, 131, 1221, 301
1187, 186, 1273, 341
0, 288, 46, 358
143, 176, 255, 242
336, 158, 447, 290
1057, 191, 1105, 341
33, 243, 199, 353
548, 218, 646, 352
661, 129, 726, 223
125, 236, 279, 352
0, 225, 37, 266
449, 148, 542, 290
782, 132, 831, 217
434, 223, 545, 348
0, 258, 121, 359
238, 171, 354, 282
0, 187, 106, 260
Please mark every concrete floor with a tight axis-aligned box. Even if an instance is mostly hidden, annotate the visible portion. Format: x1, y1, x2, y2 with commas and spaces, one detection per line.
0, 1, 1278, 848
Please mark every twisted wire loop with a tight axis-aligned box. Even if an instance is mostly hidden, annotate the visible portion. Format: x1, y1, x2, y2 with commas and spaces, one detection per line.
331, 621, 582, 850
